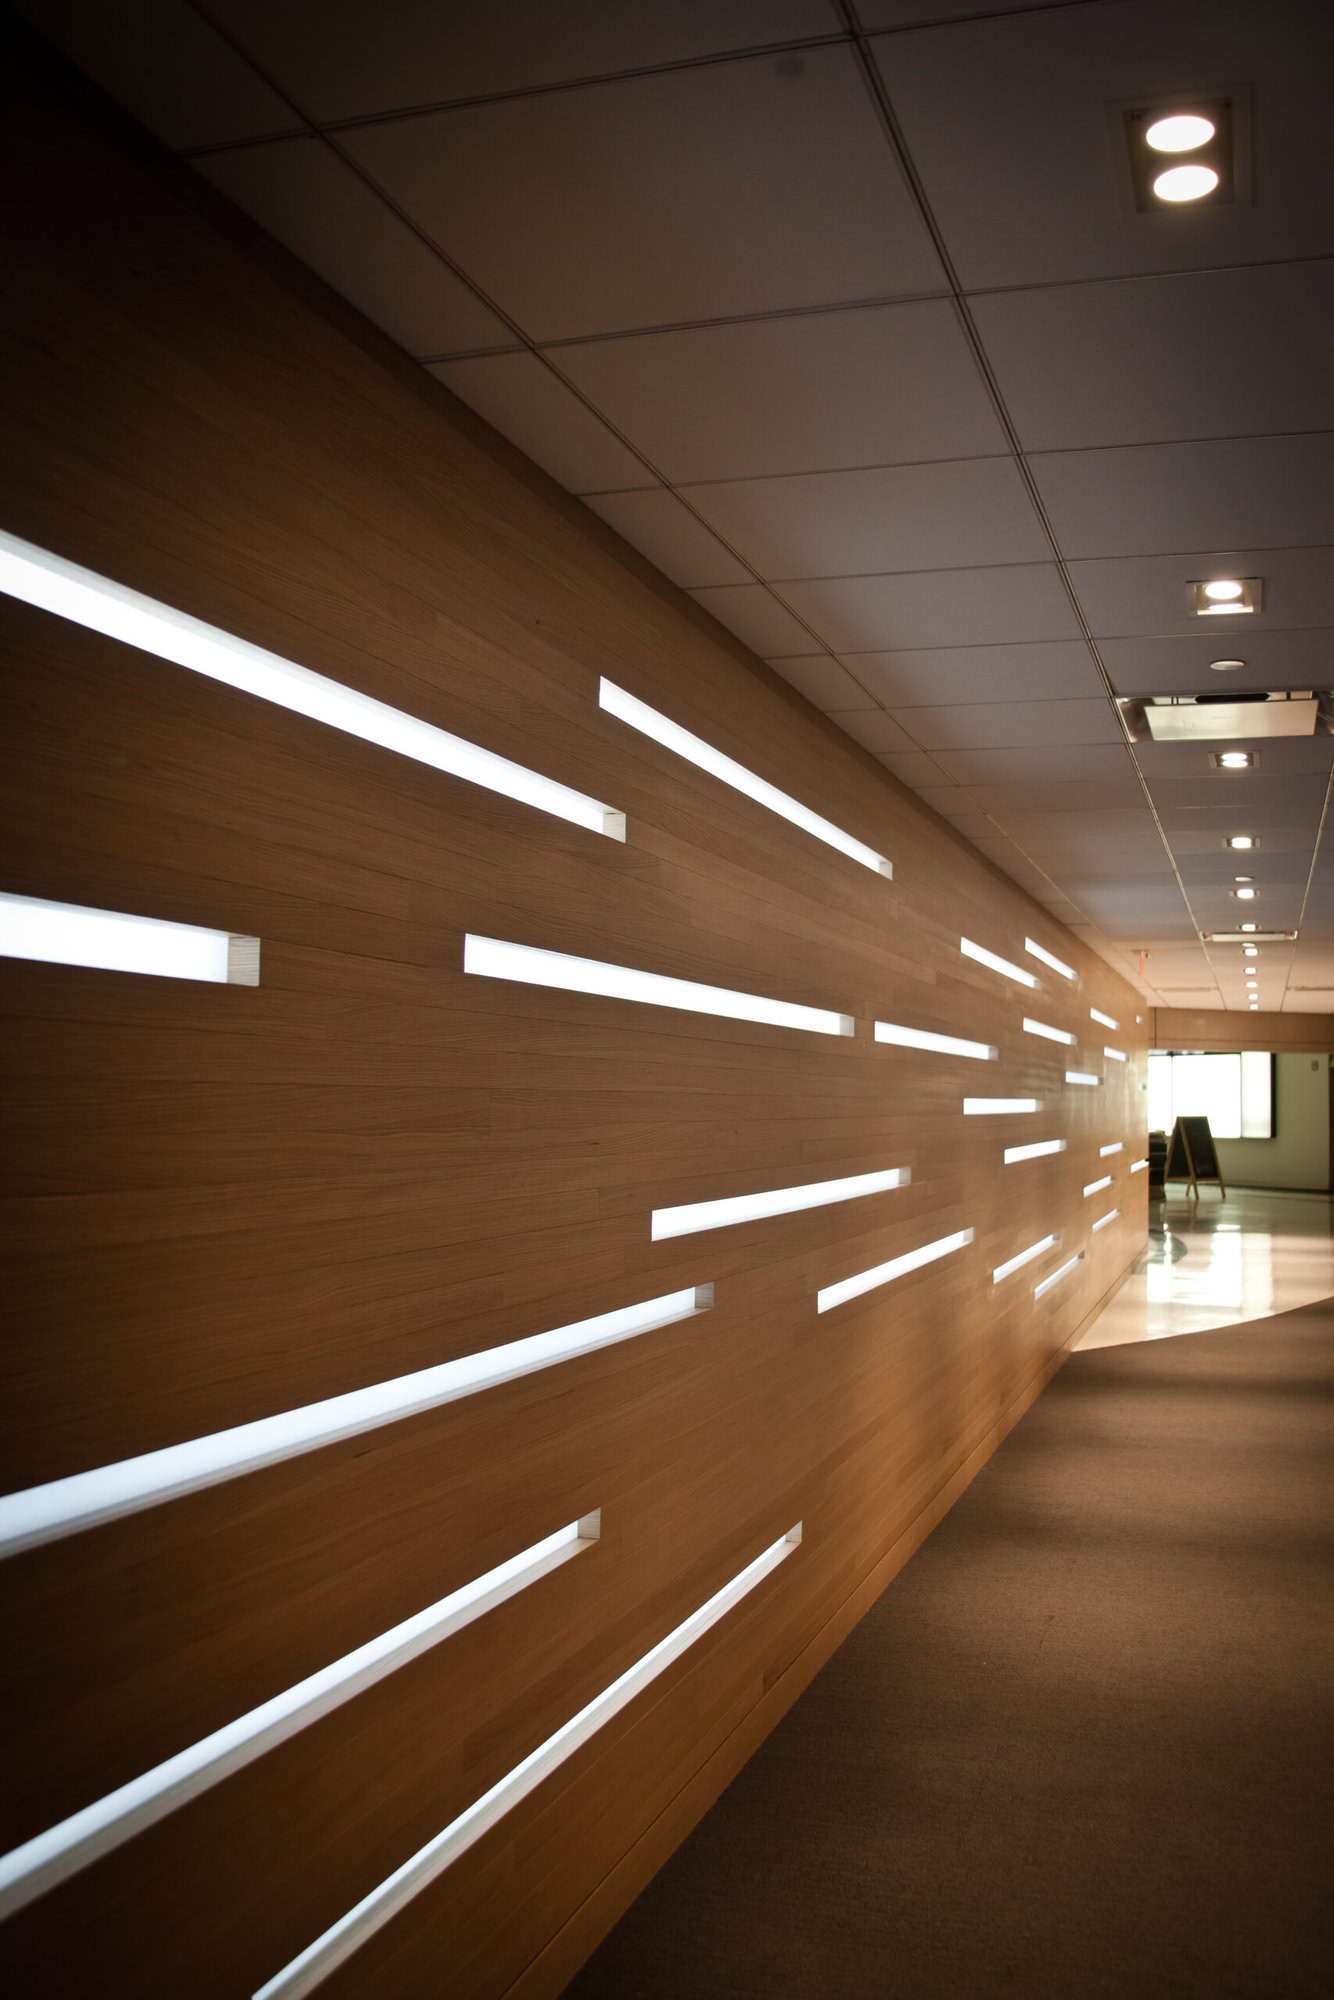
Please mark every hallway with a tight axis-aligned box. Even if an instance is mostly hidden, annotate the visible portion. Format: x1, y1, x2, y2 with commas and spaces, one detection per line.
566, 1196, 1334, 1999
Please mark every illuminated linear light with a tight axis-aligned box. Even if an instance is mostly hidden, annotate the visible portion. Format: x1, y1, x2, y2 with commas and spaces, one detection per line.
1083, 1176, 1113, 1197
0, 1288, 708, 1561
0, 1517, 598, 1921
1099, 1142, 1124, 1157
816, 1229, 973, 1314
1130, 1158, 1149, 1173
651, 1166, 908, 1241
960, 937, 1038, 988
252, 1524, 803, 2000
1089, 1007, 1119, 1030
1103, 1046, 1127, 1062
1034, 1253, 1084, 1301
0, 528, 625, 842
1092, 1209, 1120, 1233
1023, 1018, 1074, 1046
875, 1021, 995, 1061
992, 1233, 1059, 1284
463, 935, 852, 1038
1004, 1139, 1066, 1164
0, 892, 259, 985
599, 679, 890, 878
1025, 938, 1075, 981
1066, 1071, 1101, 1087
963, 1098, 1038, 1115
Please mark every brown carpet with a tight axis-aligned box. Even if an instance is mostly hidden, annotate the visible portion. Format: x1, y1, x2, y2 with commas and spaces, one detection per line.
564, 1302, 1334, 2000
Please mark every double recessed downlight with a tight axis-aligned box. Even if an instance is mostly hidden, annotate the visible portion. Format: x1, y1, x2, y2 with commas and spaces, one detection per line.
1123, 95, 1238, 212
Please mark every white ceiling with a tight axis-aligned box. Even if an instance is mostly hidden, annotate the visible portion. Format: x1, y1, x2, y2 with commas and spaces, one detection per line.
22, 0, 1334, 1012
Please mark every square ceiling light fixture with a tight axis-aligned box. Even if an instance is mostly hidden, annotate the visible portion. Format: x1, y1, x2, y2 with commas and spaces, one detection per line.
1118, 91, 1250, 212
1137, 693, 1316, 742
1192, 577, 1262, 616
1212, 750, 1257, 769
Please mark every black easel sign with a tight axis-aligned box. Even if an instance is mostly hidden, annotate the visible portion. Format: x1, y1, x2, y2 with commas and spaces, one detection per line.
1164, 1115, 1226, 1197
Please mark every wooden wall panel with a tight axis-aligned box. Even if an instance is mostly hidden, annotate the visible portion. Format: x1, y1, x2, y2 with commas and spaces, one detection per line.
0, 36, 1148, 2000
1153, 1007, 1334, 1053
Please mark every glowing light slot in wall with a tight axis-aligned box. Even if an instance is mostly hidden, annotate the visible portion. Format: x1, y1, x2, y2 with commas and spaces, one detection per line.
1083, 1176, 1113, 1197
1004, 1139, 1066, 1165
252, 1524, 803, 2000
1091, 1209, 1120, 1233
1130, 1158, 1149, 1173
1089, 1007, 1120, 1029
962, 1098, 1039, 1115
0, 893, 259, 985
1066, 1071, 1101, 1087
816, 1229, 973, 1314
651, 1166, 908, 1240
463, 935, 853, 1037
1024, 938, 1076, 981
1034, 1253, 1084, 1301
874, 1021, 996, 1061
992, 1234, 1059, 1284
1103, 1046, 1127, 1062
0, 1516, 600, 1921
599, 679, 890, 877
1099, 1142, 1124, 1157
0, 529, 625, 841
960, 937, 1039, 988
1023, 1018, 1074, 1045
0, 1288, 709, 1560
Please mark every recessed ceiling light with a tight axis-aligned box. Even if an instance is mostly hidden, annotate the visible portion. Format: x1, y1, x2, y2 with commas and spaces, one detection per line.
1241, 923, 1258, 932
1209, 658, 1246, 672
1204, 579, 1244, 601
1243, 946, 1259, 956
1216, 751, 1253, 769
1154, 163, 1220, 201
1193, 578, 1259, 616
1145, 112, 1216, 151
1249, 1002, 1259, 1010
1234, 874, 1253, 883
1227, 835, 1255, 849
1234, 887, 1257, 899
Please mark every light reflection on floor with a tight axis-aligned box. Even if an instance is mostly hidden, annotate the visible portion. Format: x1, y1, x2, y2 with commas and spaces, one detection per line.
1076, 1185, 1334, 1350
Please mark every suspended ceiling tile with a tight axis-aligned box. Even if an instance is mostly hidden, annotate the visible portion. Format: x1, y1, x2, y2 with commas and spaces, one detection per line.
765, 656, 880, 709
874, 750, 954, 789
825, 707, 921, 754
429, 353, 648, 492
13, 0, 295, 150
1135, 737, 1334, 784
341, 47, 945, 341
1161, 820, 1316, 856
972, 263, 1334, 453
1030, 434, 1334, 563
912, 786, 990, 820
204, 0, 840, 121
897, 696, 1122, 752
779, 562, 1078, 653
839, 640, 1102, 707
931, 743, 1138, 786
197, 137, 514, 357
967, 777, 1148, 813
680, 457, 1047, 580
583, 489, 751, 587
554, 301, 1006, 485
862, 0, 1053, 20
1098, 628, 1334, 696
1069, 545, 1334, 640
877, 0, 1334, 290
687, 584, 816, 656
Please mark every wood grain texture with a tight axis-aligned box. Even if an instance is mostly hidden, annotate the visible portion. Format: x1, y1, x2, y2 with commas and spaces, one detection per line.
0, 37, 1147, 2000
1153, 1008, 1334, 1054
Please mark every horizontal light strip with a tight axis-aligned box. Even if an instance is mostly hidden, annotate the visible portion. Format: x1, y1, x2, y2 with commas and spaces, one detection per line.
1130, 1158, 1149, 1173
0, 1516, 598, 1921
1099, 1142, 1124, 1157
1004, 1139, 1066, 1164
0, 893, 258, 986
1022, 1017, 1075, 1045
464, 935, 852, 1037
1025, 937, 1076, 981
600, 679, 890, 878
1034, 1253, 1084, 1300
1092, 1209, 1120, 1233
0, 529, 624, 841
0, 1288, 708, 1561
960, 936, 1038, 988
1089, 1007, 1120, 1029
1083, 1176, 1113, 1197
963, 1098, 1038, 1115
651, 1166, 907, 1240
875, 1020, 996, 1061
1103, 1046, 1127, 1062
252, 1524, 803, 2000
816, 1228, 973, 1314
992, 1233, 1059, 1284
1066, 1070, 1101, 1086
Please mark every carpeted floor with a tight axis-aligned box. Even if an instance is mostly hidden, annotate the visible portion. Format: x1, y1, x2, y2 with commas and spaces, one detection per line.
564, 1302, 1334, 1999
